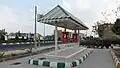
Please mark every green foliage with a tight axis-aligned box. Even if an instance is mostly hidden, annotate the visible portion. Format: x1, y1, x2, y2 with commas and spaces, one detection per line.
22, 36, 24, 40
112, 18, 120, 35
58, 37, 61, 41
15, 35, 19, 40
26, 36, 28, 40
80, 37, 103, 47
0, 35, 5, 41
0, 29, 7, 36
98, 27, 103, 37
0, 52, 5, 57
83, 36, 93, 40
69, 38, 72, 42
111, 39, 120, 44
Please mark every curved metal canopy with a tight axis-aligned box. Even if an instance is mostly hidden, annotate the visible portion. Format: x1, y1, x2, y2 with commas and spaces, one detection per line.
38, 5, 88, 30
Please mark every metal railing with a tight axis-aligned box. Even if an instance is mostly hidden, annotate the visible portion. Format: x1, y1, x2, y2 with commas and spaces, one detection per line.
0, 41, 62, 52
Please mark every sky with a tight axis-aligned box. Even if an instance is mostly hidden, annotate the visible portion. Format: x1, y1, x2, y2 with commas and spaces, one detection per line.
0, 0, 120, 36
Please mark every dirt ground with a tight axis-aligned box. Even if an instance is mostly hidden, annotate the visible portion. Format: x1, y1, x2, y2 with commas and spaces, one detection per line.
113, 49, 120, 58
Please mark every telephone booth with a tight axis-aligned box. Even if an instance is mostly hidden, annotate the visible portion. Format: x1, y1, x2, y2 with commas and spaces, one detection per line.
62, 32, 69, 44
72, 33, 78, 42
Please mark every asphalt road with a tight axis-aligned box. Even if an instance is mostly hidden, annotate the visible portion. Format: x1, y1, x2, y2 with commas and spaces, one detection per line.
75, 49, 116, 68
0, 41, 62, 52
0, 43, 54, 52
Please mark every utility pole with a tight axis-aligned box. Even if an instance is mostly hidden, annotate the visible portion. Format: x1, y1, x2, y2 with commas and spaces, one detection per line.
34, 6, 37, 48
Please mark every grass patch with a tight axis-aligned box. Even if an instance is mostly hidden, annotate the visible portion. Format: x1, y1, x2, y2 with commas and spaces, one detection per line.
0, 47, 55, 63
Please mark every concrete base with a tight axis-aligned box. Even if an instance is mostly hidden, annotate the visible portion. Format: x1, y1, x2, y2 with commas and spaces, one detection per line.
44, 47, 86, 59
28, 49, 93, 68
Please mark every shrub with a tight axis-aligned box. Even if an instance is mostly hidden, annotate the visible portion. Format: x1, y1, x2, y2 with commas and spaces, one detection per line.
15, 35, 19, 40
1, 35, 5, 41
111, 39, 120, 44
22, 36, 24, 40
58, 37, 61, 41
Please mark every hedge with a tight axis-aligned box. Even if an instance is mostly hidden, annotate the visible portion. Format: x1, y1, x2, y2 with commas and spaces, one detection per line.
80, 39, 120, 46
0, 40, 34, 44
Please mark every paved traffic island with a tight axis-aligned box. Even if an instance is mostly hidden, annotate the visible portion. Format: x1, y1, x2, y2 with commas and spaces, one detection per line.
28, 48, 93, 68
44, 47, 86, 59
111, 49, 120, 68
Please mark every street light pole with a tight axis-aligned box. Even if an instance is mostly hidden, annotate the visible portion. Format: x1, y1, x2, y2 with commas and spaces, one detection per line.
78, 30, 80, 46
34, 6, 37, 48
44, 23, 45, 43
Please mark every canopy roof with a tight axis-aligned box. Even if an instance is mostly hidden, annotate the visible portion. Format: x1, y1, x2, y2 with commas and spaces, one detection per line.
38, 5, 88, 30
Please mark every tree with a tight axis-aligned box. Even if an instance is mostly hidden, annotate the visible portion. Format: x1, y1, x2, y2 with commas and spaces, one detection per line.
26, 36, 28, 40
0, 29, 7, 36
112, 18, 120, 35
0, 29, 7, 42
15, 31, 20, 37
15, 35, 19, 40
1, 35, 5, 41
22, 36, 24, 40
58, 37, 61, 41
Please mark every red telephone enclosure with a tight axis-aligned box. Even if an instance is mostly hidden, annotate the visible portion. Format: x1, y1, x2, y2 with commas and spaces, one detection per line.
72, 34, 79, 42
62, 32, 69, 44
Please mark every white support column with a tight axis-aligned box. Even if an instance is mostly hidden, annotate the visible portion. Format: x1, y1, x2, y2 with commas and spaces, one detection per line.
64, 24, 67, 32
64, 28, 66, 32
55, 23, 58, 56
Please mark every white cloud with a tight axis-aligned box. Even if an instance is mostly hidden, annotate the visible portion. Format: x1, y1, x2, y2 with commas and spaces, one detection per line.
62, 0, 90, 12
0, 6, 20, 32
100, 0, 120, 23
0, 6, 35, 33
0, 0, 119, 36
0, 5, 54, 36
76, 0, 90, 10
62, 0, 119, 35
62, 0, 72, 13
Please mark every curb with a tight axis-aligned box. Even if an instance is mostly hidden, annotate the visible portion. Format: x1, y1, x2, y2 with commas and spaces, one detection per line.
71, 51, 92, 67
28, 59, 71, 68
58, 43, 79, 49
110, 50, 120, 68
28, 50, 93, 68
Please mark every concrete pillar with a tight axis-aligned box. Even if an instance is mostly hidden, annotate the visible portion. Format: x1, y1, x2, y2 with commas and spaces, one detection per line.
55, 23, 58, 56
64, 24, 67, 32
64, 28, 66, 32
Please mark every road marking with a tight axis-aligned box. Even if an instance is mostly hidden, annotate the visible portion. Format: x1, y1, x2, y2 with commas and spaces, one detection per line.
66, 48, 86, 58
